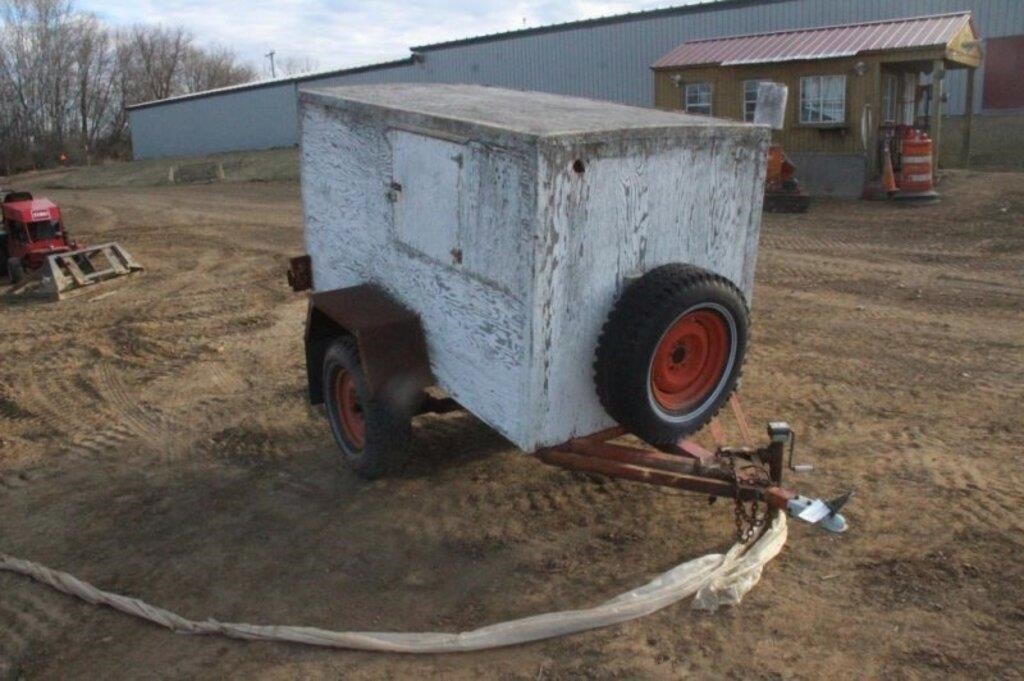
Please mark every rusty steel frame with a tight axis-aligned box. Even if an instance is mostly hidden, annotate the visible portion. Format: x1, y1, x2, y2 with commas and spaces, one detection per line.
293, 273, 797, 511
537, 395, 795, 511
291, 262, 801, 516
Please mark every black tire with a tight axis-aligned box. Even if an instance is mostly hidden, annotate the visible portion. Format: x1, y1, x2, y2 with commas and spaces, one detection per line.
0, 237, 7, 277
8, 257, 23, 285
321, 336, 412, 479
594, 264, 749, 445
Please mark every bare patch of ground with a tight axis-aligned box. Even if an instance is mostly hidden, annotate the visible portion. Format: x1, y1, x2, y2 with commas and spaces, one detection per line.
0, 169, 1022, 679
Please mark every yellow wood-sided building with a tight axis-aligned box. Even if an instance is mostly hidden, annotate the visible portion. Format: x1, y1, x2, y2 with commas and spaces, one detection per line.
652, 12, 982, 196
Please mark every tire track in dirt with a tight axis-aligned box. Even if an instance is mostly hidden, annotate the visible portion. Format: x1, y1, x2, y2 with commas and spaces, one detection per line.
398, 417, 683, 550
1, 172, 1016, 679
14, 367, 153, 470
19, 371, 99, 441
0, 384, 35, 424
64, 421, 139, 462
0, 581, 75, 678
65, 202, 118, 235
920, 450, 1024, 546
765, 225, 1024, 279
94, 364, 167, 440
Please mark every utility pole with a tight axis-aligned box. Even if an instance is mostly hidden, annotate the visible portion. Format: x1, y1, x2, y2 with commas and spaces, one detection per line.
265, 50, 276, 78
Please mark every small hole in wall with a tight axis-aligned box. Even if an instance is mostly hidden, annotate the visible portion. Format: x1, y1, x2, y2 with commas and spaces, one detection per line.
572, 159, 586, 174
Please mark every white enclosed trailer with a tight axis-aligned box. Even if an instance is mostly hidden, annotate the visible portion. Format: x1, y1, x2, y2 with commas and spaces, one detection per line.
299, 83, 768, 466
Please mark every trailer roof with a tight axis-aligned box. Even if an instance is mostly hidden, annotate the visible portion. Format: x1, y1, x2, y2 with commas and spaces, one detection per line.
300, 84, 744, 138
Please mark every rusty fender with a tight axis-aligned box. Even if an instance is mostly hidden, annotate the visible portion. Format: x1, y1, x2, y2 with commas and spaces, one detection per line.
304, 284, 433, 407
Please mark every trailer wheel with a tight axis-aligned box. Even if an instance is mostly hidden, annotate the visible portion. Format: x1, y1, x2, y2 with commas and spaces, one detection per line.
321, 336, 412, 479
7, 258, 23, 285
594, 264, 748, 445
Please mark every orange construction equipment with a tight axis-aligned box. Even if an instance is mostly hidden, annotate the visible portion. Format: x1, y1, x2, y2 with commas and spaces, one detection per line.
763, 144, 810, 213
766, 144, 784, 181
894, 126, 938, 202
881, 144, 898, 194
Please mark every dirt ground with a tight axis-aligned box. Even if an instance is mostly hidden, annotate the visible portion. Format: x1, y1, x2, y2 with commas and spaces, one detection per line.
1, 169, 1022, 680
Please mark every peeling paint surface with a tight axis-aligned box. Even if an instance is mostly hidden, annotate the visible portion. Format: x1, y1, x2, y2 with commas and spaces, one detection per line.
300, 85, 768, 452
530, 131, 768, 448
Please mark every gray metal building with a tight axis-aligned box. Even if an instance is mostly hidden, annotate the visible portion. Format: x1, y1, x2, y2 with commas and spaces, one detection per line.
127, 0, 1024, 161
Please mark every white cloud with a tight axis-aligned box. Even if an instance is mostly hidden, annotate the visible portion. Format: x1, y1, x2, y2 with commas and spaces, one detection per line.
77, 0, 680, 72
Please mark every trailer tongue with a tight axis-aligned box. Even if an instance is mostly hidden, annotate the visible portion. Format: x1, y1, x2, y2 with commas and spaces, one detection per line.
537, 397, 849, 540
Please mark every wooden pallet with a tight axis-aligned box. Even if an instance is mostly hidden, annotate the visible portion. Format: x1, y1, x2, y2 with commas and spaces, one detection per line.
40, 242, 143, 300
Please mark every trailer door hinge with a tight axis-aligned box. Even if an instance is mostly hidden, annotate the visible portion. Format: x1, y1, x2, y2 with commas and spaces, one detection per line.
386, 181, 403, 203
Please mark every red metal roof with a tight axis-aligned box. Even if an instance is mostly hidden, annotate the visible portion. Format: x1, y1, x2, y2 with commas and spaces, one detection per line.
2, 198, 60, 223
654, 12, 975, 69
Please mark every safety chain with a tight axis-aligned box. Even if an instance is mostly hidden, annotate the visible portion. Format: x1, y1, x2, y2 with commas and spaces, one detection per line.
721, 451, 771, 544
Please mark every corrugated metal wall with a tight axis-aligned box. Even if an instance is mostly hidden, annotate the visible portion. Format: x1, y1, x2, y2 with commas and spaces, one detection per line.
128, 0, 1024, 159
130, 82, 300, 159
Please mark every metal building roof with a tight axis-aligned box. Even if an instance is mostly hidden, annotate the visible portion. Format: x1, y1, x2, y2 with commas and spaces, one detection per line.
653, 11, 975, 68
126, 56, 417, 111
411, 0, 769, 52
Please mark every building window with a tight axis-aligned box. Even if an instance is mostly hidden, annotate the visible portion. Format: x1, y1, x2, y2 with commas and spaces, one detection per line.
800, 75, 846, 124
881, 74, 899, 123
684, 83, 712, 115
743, 80, 774, 122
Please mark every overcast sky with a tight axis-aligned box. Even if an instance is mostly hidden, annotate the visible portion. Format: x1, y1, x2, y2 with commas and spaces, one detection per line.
77, 0, 699, 75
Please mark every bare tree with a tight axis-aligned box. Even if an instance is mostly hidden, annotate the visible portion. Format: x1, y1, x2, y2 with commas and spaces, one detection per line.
73, 13, 114, 163
0, 0, 79, 166
274, 54, 320, 77
180, 44, 256, 93
0, 0, 257, 171
124, 24, 189, 102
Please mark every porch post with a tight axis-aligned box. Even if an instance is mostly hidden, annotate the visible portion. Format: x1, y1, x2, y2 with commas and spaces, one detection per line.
930, 59, 944, 169
869, 61, 881, 178
962, 67, 975, 167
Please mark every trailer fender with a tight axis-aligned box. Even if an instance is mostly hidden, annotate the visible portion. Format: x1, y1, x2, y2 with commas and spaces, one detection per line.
305, 284, 433, 408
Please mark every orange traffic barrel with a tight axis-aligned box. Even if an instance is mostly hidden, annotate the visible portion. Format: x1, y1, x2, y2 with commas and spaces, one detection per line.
895, 129, 938, 202
898, 131, 935, 193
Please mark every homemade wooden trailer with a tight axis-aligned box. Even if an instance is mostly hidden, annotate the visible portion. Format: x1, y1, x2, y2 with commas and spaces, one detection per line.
291, 84, 848, 537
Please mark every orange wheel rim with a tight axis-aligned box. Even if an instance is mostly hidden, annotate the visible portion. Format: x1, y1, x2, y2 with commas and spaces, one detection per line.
334, 369, 365, 449
649, 309, 731, 413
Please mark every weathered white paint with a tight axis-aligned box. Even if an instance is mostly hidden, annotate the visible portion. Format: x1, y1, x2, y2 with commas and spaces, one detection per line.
300, 84, 768, 452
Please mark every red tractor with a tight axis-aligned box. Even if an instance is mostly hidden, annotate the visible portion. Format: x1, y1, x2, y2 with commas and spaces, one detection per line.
1, 190, 142, 297
1, 190, 79, 283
